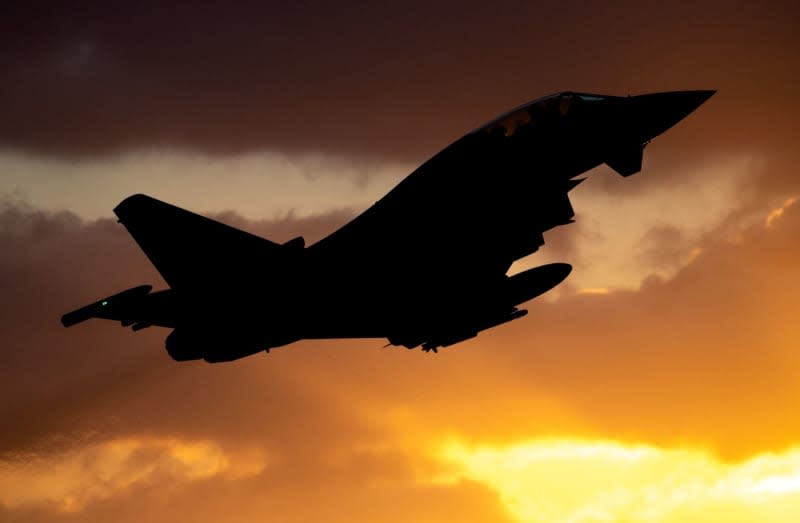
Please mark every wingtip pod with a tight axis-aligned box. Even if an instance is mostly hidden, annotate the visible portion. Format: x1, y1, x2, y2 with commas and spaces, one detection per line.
61, 308, 92, 328
61, 285, 152, 327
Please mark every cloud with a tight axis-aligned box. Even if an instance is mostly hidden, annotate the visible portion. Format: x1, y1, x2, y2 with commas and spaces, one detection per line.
0, 202, 514, 520
3, 3, 799, 520
0, 3, 797, 161
765, 196, 798, 228
442, 438, 800, 523
479, 197, 800, 458
576, 287, 609, 296
0, 436, 266, 512
0, 201, 362, 450
0, 191, 799, 520
514, 153, 761, 291
0, 149, 408, 221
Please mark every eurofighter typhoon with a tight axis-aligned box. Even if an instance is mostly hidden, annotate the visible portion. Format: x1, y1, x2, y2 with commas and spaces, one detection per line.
63, 91, 715, 362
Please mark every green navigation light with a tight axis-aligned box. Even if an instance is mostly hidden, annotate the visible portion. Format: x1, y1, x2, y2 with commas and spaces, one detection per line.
101, 300, 108, 306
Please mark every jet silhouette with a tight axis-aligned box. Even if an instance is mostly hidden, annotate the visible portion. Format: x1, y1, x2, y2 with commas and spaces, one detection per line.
62, 91, 715, 362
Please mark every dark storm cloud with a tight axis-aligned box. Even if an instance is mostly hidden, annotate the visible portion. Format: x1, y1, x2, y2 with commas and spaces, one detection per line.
1, 1, 797, 162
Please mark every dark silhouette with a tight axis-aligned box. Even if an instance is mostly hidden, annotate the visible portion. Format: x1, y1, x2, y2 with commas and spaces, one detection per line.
62, 91, 715, 362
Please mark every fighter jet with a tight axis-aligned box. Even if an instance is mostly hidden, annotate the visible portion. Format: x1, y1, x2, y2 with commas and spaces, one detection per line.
62, 90, 714, 362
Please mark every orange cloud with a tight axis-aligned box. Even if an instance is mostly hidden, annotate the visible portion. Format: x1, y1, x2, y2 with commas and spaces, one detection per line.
1, 188, 799, 521
576, 287, 609, 295
765, 196, 798, 228
0, 436, 266, 513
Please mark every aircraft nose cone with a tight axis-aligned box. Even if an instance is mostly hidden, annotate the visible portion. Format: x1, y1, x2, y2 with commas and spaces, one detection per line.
628, 90, 716, 143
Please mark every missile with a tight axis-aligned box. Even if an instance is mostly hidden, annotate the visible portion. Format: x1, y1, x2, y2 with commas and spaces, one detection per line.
61, 284, 152, 327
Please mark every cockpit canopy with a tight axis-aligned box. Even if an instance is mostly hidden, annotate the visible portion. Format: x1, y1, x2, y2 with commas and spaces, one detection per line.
476, 92, 618, 137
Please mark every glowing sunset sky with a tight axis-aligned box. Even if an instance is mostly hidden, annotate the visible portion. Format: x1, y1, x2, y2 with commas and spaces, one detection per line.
1, 2, 799, 521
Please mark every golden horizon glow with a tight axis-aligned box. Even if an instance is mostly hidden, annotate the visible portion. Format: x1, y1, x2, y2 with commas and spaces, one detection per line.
440, 438, 800, 523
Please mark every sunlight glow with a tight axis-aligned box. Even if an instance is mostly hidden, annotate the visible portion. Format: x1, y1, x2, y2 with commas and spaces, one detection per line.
577, 287, 609, 296
440, 438, 800, 523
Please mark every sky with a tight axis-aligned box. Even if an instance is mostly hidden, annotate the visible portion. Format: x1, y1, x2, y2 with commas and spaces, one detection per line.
1, 2, 799, 522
